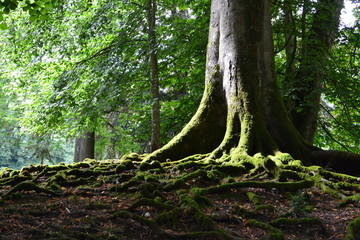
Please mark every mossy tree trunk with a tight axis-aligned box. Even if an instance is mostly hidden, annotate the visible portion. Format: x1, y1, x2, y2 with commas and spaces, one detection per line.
146, 0, 360, 175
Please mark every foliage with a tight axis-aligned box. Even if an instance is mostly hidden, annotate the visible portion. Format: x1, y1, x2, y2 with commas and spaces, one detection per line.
314, 21, 360, 153
0, 0, 209, 166
272, 0, 360, 152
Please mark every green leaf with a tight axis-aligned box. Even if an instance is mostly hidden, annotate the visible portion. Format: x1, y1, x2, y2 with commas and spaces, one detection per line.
0, 22, 8, 30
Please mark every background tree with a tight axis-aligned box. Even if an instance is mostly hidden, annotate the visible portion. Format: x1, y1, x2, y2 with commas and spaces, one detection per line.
273, 0, 359, 153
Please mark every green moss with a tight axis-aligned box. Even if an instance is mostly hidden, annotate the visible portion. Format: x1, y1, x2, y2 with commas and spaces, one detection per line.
0, 175, 32, 186
139, 161, 151, 171
181, 169, 207, 181
205, 180, 314, 194
273, 153, 294, 164
3, 181, 58, 198
194, 210, 219, 231
46, 165, 70, 171
121, 153, 142, 161
0, 168, 11, 178
148, 168, 165, 174
19, 165, 41, 174
111, 210, 131, 219
278, 169, 302, 182
66, 169, 99, 178
121, 160, 136, 170
111, 178, 140, 192
263, 158, 280, 178
345, 215, 360, 240
175, 161, 204, 171
144, 174, 160, 183
248, 219, 284, 239
179, 194, 199, 210
254, 204, 276, 213
9, 170, 20, 177
164, 178, 186, 191
71, 162, 91, 168
206, 169, 225, 181
232, 205, 254, 218
213, 164, 247, 176
193, 194, 213, 207
319, 170, 359, 182
339, 194, 360, 206
138, 182, 159, 198
190, 187, 207, 196
155, 207, 181, 226
334, 182, 359, 191
247, 192, 261, 205
115, 164, 126, 173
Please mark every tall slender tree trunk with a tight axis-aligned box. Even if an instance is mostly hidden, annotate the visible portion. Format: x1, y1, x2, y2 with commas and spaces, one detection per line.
74, 131, 95, 162
290, 0, 344, 144
147, 0, 161, 152
282, 0, 297, 111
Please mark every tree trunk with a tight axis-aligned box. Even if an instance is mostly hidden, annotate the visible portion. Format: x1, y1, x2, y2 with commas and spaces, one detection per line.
147, 0, 161, 152
145, 0, 360, 176
290, 0, 344, 144
282, 0, 297, 111
74, 132, 95, 162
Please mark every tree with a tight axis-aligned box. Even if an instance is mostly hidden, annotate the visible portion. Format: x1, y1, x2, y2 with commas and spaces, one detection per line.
146, 0, 161, 151
146, 0, 360, 176
73, 131, 95, 162
285, 0, 344, 144
272, 0, 359, 153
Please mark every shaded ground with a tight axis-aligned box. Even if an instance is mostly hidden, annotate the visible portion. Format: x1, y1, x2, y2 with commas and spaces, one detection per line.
1, 153, 360, 240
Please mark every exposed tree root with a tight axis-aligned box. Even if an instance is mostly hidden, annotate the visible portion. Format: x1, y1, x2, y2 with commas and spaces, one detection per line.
1, 154, 360, 239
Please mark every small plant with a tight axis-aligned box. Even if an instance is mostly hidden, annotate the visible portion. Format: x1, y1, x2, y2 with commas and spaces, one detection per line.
289, 192, 312, 217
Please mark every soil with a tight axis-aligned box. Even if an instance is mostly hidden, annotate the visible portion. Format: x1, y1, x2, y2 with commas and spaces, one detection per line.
0, 156, 359, 240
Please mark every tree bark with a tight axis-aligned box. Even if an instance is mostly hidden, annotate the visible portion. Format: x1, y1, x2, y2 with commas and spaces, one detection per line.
290, 0, 344, 144
147, 0, 161, 152
74, 132, 95, 162
282, 0, 297, 111
145, 0, 360, 176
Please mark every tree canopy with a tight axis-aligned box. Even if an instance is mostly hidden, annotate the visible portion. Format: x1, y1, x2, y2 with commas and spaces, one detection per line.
0, 0, 358, 168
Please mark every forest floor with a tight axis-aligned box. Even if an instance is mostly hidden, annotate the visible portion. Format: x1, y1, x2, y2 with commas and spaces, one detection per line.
1, 153, 360, 240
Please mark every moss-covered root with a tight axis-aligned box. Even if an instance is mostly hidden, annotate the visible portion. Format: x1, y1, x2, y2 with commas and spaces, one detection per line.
247, 219, 284, 240
204, 180, 314, 195
345, 215, 360, 240
2, 181, 58, 198
269, 217, 329, 236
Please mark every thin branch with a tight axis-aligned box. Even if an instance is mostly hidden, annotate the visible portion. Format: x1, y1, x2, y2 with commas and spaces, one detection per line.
130, 1, 146, 9
318, 119, 350, 152
320, 104, 357, 138
76, 38, 146, 65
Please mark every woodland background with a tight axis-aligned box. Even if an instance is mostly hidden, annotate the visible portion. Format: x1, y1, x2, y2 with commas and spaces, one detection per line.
0, 0, 359, 169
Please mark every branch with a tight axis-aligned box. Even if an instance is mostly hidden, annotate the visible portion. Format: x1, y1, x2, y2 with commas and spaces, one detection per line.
130, 1, 146, 9
76, 38, 146, 65
318, 119, 350, 152
320, 104, 357, 138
